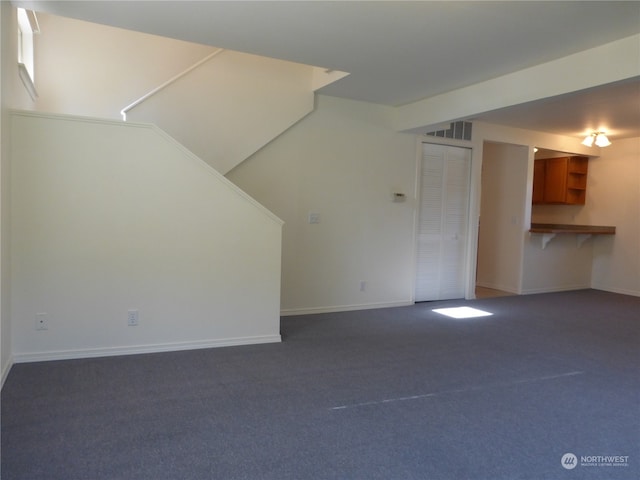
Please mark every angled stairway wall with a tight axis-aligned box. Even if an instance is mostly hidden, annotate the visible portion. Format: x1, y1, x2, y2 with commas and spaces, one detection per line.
10, 111, 283, 362
124, 50, 317, 175
31, 11, 342, 176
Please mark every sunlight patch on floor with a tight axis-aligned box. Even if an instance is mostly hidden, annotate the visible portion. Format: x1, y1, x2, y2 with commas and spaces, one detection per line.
433, 306, 493, 319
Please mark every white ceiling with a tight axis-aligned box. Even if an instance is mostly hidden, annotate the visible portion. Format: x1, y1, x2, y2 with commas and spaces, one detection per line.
471, 77, 640, 140
18, 0, 640, 139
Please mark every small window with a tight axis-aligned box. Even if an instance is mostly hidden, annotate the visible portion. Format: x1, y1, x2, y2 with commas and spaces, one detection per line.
17, 7, 40, 100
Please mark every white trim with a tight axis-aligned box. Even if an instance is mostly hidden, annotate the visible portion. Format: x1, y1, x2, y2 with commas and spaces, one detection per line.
408, 137, 423, 304
121, 48, 225, 120
1, 357, 14, 389
415, 137, 479, 302
415, 141, 473, 302
590, 286, 640, 298
24, 9, 40, 33
475, 281, 520, 295
519, 284, 591, 295
12, 335, 281, 364
18, 63, 37, 100
281, 300, 413, 316
151, 123, 284, 226
466, 142, 482, 300
9, 110, 284, 226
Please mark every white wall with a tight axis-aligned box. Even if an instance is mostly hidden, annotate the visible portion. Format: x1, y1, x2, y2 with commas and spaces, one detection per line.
228, 95, 418, 314
472, 123, 638, 297
228, 101, 639, 314
34, 12, 217, 119
1, 0, 8, 386
588, 137, 640, 296
477, 141, 602, 295
10, 111, 282, 362
477, 142, 529, 293
127, 49, 315, 175
2, 2, 39, 386
521, 234, 594, 294
34, 12, 317, 175
465, 124, 595, 298
525, 141, 639, 296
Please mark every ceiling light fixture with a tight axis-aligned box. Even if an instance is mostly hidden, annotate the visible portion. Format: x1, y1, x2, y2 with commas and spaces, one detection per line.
582, 132, 611, 147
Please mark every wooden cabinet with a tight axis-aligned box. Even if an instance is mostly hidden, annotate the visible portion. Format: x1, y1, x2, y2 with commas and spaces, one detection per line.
533, 156, 588, 205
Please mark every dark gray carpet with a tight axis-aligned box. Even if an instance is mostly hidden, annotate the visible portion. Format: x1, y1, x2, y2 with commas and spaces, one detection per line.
2, 289, 639, 479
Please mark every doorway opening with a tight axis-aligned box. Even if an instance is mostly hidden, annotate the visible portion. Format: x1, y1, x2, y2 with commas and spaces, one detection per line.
476, 142, 529, 297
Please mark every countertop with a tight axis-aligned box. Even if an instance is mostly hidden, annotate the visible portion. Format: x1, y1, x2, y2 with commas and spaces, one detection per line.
529, 223, 616, 235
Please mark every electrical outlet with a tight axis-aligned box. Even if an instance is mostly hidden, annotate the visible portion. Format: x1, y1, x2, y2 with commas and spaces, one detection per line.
35, 313, 48, 330
360, 281, 367, 292
127, 310, 139, 326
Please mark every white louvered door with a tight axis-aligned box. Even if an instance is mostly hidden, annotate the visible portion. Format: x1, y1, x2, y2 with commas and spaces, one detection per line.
415, 143, 471, 301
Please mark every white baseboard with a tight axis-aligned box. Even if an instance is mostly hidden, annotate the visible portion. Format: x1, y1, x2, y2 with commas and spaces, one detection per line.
591, 285, 640, 297
1, 356, 14, 389
281, 300, 414, 316
475, 281, 519, 294
12, 334, 281, 364
519, 284, 591, 295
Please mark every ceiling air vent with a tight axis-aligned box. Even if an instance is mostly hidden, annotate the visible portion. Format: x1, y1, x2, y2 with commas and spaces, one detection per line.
425, 121, 472, 141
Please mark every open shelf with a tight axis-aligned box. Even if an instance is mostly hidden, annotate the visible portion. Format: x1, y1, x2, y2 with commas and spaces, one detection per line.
529, 223, 616, 249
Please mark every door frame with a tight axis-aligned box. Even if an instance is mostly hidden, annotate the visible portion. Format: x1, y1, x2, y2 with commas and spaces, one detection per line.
413, 137, 476, 302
